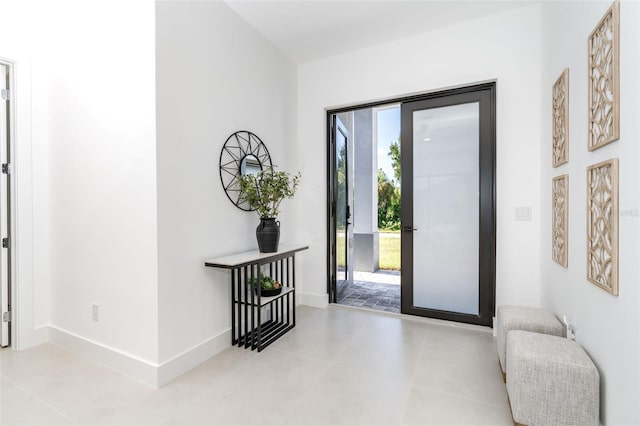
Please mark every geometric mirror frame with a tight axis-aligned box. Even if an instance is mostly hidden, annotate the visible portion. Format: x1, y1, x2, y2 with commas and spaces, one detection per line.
552, 174, 569, 267
587, 158, 619, 295
588, 1, 620, 151
219, 130, 272, 211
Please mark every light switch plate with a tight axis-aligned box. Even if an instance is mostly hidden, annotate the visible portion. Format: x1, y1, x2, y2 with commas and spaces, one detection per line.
515, 206, 532, 221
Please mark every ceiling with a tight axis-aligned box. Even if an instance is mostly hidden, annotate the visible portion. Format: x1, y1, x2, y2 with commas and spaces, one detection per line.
224, 0, 536, 64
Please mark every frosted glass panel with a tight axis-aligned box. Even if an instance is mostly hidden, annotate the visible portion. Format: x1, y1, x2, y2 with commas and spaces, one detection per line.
413, 102, 479, 315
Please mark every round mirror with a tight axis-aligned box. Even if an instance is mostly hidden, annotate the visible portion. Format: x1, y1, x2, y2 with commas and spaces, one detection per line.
241, 154, 262, 176
219, 131, 272, 211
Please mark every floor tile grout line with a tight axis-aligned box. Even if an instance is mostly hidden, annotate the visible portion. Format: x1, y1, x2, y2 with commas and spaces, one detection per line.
278, 329, 411, 426
266, 346, 334, 367
409, 379, 512, 411
406, 329, 509, 411
295, 306, 323, 325
327, 320, 421, 385
399, 325, 430, 423
161, 351, 260, 423
1, 373, 81, 426
276, 361, 334, 426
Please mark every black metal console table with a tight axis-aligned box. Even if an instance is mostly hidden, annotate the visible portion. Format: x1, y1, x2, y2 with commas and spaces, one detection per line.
204, 244, 308, 352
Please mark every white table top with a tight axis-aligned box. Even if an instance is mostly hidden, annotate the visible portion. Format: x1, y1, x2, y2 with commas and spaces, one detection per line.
204, 244, 309, 269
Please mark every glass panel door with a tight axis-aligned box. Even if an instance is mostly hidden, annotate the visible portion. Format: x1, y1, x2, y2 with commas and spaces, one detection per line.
336, 117, 349, 285
400, 84, 495, 326
412, 102, 480, 315
329, 114, 354, 302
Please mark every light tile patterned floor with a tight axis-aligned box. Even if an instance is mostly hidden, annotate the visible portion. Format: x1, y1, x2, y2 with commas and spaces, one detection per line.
0, 306, 512, 425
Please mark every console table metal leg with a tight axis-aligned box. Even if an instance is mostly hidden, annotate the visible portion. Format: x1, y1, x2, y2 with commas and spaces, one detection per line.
250, 264, 256, 350
292, 254, 296, 326
231, 269, 236, 345
256, 263, 262, 351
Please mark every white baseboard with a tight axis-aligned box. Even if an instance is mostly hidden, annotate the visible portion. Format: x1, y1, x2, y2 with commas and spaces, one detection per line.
14, 324, 49, 350
157, 328, 230, 386
48, 325, 159, 387
298, 292, 328, 308
46, 325, 232, 388
48, 325, 231, 388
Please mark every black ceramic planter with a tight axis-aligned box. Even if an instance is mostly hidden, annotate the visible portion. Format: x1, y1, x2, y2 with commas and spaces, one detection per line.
256, 218, 280, 253
254, 286, 283, 297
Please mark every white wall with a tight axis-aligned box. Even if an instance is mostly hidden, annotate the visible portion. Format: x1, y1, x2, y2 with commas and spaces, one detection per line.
539, 1, 640, 424
0, 0, 161, 383
0, 1, 53, 349
296, 5, 543, 309
44, 0, 160, 363
155, 1, 297, 364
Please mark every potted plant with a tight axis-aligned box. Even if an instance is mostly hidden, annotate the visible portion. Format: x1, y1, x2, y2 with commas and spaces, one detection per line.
238, 166, 301, 253
249, 273, 283, 297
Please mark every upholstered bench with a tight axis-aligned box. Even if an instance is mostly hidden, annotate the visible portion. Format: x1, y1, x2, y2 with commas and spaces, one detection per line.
496, 305, 563, 381
506, 330, 600, 426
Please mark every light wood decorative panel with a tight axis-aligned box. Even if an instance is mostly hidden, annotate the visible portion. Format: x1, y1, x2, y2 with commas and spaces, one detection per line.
588, 1, 620, 151
552, 69, 569, 167
587, 159, 618, 295
552, 175, 568, 267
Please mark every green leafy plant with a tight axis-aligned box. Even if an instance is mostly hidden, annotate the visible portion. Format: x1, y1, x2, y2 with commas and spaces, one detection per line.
248, 273, 282, 290
238, 166, 301, 218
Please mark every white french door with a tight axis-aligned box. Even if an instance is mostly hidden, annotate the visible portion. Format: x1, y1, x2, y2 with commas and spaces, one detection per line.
0, 61, 11, 347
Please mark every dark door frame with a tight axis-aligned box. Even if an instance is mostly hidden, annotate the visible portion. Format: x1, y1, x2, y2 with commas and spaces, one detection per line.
326, 115, 351, 303
326, 82, 496, 323
400, 83, 496, 326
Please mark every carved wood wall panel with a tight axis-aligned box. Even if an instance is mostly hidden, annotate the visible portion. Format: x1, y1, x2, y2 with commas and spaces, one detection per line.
552, 175, 568, 267
587, 159, 619, 295
588, 1, 620, 151
552, 69, 569, 167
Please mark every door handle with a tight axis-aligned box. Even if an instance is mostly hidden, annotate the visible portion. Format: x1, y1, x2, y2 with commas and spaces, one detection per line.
402, 226, 418, 232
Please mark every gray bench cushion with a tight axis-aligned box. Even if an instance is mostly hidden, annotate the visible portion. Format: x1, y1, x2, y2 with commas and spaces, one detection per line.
506, 330, 600, 426
496, 305, 564, 373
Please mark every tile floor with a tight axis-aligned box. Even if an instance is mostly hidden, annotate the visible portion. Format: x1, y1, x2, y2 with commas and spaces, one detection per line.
0, 306, 513, 425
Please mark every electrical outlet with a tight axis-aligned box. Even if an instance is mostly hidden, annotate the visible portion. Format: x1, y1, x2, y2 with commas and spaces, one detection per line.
92, 304, 99, 322
562, 315, 575, 341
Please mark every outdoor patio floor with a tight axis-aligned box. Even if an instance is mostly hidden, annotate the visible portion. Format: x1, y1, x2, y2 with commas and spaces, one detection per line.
338, 270, 401, 313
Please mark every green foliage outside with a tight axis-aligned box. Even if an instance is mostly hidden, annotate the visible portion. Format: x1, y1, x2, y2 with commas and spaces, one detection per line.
388, 140, 401, 183
337, 233, 400, 270
337, 142, 347, 230
378, 234, 400, 270
337, 234, 345, 267
377, 138, 401, 231
377, 138, 401, 269
378, 169, 401, 231
336, 134, 402, 271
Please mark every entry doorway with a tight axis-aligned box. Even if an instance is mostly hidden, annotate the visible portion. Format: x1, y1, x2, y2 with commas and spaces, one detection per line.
328, 82, 496, 326
328, 105, 402, 313
0, 59, 13, 347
